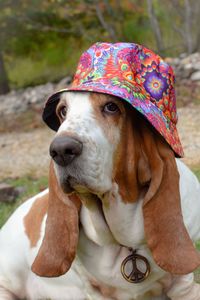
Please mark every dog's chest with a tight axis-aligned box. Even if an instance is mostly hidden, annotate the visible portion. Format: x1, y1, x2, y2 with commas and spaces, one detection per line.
102, 191, 145, 248
79, 192, 166, 299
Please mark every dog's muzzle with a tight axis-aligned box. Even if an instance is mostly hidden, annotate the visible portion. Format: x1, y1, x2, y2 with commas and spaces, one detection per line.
49, 136, 83, 167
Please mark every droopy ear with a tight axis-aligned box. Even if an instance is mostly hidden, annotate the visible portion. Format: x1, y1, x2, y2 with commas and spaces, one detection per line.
140, 124, 200, 274
31, 161, 81, 277
114, 110, 142, 203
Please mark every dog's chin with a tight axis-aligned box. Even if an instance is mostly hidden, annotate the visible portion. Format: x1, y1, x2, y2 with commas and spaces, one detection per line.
59, 173, 109, 198
60, 176, 88, 195
59, 175, 76, 194
60, 177, 97, 201
60, 180, 74, 194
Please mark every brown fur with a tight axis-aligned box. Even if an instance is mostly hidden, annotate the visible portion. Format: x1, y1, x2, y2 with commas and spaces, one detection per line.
90, 94, 144, 203
24, 194, 48, 248
90, 279, 118, 300
140, 124, 200, 274
113, 109, 143, 203
113, 108, 200, 274
31, 161, 81, 277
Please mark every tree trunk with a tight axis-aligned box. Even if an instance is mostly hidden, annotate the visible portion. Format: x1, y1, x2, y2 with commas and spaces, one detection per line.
192, 1, 200, 52
184, 0, 193, 54
146, 0, 164, 53
95, 1, 117, 42
0, 51, 10, 95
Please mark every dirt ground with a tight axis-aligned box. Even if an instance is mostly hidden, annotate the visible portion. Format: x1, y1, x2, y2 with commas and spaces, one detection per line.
0, 128, 54, 179
0, 105, 200, 180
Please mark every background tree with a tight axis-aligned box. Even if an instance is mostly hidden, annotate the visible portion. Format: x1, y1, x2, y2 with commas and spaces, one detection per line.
0, 0, 199, 94
0, 52, 10, 94
166, 0, 200, 53
146, 0, 164, 53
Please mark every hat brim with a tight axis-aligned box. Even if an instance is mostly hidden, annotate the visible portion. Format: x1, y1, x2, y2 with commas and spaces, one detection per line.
43, 84, 184, 157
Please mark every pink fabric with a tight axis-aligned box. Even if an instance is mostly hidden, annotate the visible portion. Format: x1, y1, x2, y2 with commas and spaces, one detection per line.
43, 42, 184, 157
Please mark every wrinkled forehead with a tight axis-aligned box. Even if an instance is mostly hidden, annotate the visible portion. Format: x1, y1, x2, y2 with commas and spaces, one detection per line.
56, 91, 127, 143
56, 91, 127, 125
59, 92, 92, 114
58, 91, 124, 111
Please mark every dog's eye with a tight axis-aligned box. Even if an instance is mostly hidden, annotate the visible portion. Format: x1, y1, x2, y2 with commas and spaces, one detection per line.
103, 102, 119, 114
59, 106, 67, 119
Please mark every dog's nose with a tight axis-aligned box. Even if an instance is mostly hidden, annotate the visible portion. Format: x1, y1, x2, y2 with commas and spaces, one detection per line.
49, 136, 83, 166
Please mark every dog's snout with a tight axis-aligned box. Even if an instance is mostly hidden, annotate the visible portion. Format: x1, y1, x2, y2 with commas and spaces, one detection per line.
50, 136, 83, 166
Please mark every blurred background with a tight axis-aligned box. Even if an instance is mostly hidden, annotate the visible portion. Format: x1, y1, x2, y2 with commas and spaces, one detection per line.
0, 0, 200, 239
1, 0, 200, 90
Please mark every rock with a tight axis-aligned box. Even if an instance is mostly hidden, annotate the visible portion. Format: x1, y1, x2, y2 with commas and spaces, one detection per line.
0, 82, 55, 116
27, 83, 55, 105
193, 62, 200, 71
0, 78, 73, 118
0, 51, 200, 121
15, 186, 27, 195
179, 53, 187, 59
172, 58, 180, 66
166, 52, 200, 81
181, 66, 193, 79
0, 183, 19, 203
191, 71, 200, 81
56, 76, 72, 90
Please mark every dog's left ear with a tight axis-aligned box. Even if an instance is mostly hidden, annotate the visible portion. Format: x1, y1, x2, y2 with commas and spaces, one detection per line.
31, 161, 81, 277
139, 124, 200, 274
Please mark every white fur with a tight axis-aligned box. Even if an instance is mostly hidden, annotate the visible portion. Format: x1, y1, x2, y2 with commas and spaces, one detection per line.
0, 92, 200, 300
56, 92, 120, 194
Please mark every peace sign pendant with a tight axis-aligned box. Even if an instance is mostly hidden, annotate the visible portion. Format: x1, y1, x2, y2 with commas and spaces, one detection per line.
121, 249, 150, 283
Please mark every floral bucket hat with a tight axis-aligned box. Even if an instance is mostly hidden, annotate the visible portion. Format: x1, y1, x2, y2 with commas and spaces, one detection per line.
43, 42, 184, 157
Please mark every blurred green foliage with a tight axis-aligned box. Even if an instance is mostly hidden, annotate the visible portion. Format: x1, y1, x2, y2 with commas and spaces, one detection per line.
0, 0, 200, 89
193, 168, 200, 181
0, 176, 48, 228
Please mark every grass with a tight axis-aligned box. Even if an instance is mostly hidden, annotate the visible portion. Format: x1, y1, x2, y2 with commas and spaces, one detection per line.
0, 176, 47, 228
8, 56, 68, 89
193, 168, 200, 181
6, 38, 89, 89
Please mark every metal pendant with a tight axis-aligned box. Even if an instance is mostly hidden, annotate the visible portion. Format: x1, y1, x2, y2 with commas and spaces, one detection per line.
121, 250, 150, 283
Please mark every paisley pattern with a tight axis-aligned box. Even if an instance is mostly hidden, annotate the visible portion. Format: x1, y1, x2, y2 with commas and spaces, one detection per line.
44, 42, 184, 157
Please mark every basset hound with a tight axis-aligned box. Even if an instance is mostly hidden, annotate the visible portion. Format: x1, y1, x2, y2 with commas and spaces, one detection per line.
0, 91, 200, 300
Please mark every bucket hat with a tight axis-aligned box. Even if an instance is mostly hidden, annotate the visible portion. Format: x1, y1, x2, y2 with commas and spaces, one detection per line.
43, 42, 184, 157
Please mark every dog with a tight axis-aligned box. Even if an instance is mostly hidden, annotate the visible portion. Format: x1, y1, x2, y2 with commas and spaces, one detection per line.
1, 41, 200, 300
0, 91, 200, 300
